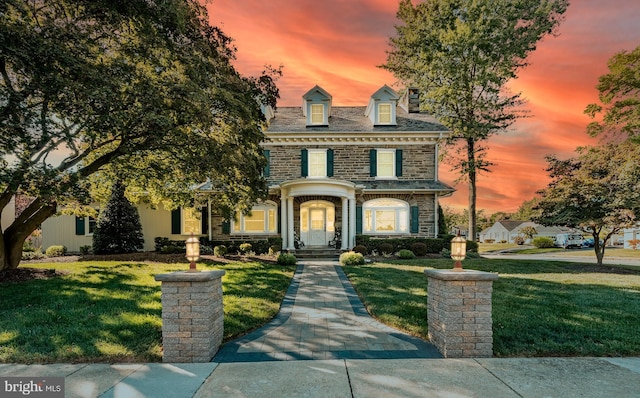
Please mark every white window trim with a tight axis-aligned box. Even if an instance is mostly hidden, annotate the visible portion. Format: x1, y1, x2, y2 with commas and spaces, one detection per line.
363, 199, 410, 235
375, 149, 397, 180
307, 148, 328, 178
232, 203, 278, 235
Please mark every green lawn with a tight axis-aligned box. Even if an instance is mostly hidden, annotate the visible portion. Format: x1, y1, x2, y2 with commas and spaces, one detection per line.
344, 258, 640, 357
0, 260, 294, 364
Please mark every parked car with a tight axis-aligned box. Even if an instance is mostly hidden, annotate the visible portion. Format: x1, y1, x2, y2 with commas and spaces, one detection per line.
583, 237, 595, 247
555, 233, 584, 249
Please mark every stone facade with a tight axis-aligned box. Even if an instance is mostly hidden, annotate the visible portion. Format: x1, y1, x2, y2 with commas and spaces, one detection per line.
264, 144, 436, 184
424, 269, 499, 358
154, 270, 226, 363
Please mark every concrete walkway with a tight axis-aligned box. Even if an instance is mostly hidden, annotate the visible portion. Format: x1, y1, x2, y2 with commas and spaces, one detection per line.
2, 260, 640, 397
214, 260, 440, 362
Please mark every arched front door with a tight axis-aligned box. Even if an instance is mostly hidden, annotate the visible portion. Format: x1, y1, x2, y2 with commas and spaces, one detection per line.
300, 200, 335, 247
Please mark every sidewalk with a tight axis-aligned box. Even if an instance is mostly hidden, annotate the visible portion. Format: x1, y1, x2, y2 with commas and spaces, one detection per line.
1, 260, 639, 397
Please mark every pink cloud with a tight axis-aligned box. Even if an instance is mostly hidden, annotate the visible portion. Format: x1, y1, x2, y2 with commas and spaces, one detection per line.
207, 0, 640, 214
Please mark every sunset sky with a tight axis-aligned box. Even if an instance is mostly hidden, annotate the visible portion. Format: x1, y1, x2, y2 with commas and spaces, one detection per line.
207, 0, 640, 214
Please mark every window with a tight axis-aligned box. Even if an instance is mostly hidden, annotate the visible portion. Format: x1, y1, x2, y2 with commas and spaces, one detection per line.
309, 150, 327, 177
378, 103, 392, 124
232, 203, 277, 234
310, 104, 324, 124
370, 149, 402, 178
363, 198, 409, 234
377, 150, 395, 178
75, 213, 98, 236
182, 208, 201, 234
302, 149, 333, 178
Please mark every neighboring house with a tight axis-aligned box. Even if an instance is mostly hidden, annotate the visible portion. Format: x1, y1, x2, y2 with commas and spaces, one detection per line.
623, 225, 640, 249
479, 220, 572, 244
42, 85, 455, 252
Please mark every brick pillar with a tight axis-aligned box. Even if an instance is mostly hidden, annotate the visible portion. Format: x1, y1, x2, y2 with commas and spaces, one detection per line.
154, 270, 225, 363
424, 269, 498, 358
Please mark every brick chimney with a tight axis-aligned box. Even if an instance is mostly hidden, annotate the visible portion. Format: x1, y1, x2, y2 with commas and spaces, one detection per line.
400, 87, 420, 113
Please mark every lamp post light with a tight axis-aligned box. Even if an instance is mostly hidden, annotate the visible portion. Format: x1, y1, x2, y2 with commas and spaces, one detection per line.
451, 233, 467, 272
185, 233, 200, 273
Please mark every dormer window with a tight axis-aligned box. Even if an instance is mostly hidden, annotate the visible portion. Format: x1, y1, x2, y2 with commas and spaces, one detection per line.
378, 103, 392, 124
302, 85, 332, 127
310, 104, 325, 124
365, 85, 399, 126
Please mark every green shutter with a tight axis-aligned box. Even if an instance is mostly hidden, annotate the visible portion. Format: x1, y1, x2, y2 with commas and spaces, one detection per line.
201, 207, 208, 235
301, 149, 308, 177
369, 149, 377, 177
75, 216, 85, 235
356, 206, 363, 234
222, 220, 231, 234
171, 209, 181, 234
263, 149, 270, 177
327, 149, 334, 177
395, 149, 403, 177
410, 206, 419, 233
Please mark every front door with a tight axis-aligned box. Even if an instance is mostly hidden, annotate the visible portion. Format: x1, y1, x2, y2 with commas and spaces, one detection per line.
309, 208, 327, 246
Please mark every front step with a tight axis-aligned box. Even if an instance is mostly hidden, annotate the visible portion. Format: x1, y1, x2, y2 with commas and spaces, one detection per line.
294, 248, 342, 259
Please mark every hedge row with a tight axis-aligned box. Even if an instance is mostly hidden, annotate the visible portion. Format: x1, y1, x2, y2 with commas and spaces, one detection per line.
355, 235, 478, 254
154, 236, 284, 255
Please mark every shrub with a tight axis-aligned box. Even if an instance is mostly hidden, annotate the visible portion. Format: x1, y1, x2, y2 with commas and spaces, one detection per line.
484, 239, 495, 243
22, 250, 45, 260
441, 248, 451, 258
268, 245, 280, 256
410, 242, 428, 256
160, 245, 183, 254
277, 252, 297, 266
45, 245, 67, 257
466, 240, 479, 252
533, 236, 555, 248
353, 245, 368, 255
514, 236, 525, 245
214, 245, 227, 257
339, 251, 365, 266
397, 249, 415, 259
239, 243, 252, 254
378, 243, 394, 255
200, 245, 213, 255
465, 251, 482, 259
79, 245, 92, 255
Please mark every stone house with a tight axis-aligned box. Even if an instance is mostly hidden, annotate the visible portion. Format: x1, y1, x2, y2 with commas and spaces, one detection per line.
42, 85, 455, 252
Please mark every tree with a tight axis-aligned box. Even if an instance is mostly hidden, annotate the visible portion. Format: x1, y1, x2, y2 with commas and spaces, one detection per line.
437, 204, 448, 237
518, 226, 538, 242
534, 142, 640, 265
512, 197, 541, 220
585, 45, 640, 143
383, 0, 568, 241
0, 0, 280, 270
92, 181, 143, 254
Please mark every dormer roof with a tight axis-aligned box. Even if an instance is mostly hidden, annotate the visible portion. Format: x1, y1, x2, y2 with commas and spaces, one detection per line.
302, 85, 332, 117
365, 85, 400, 126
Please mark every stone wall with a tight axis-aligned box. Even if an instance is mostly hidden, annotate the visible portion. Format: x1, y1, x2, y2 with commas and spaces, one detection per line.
424, 269, 498, 358
154, 270, 226, 363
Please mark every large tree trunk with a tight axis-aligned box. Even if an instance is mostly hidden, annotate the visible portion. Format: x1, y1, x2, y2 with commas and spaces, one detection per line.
0, 199, 56, 271
467, 138, 478, 242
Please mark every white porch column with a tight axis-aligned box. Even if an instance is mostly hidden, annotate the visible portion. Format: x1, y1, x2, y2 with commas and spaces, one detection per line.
287, 196, 295, 250
280, 195, 288, 250
341, 197, 349, 250
349, 198, 356, 249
